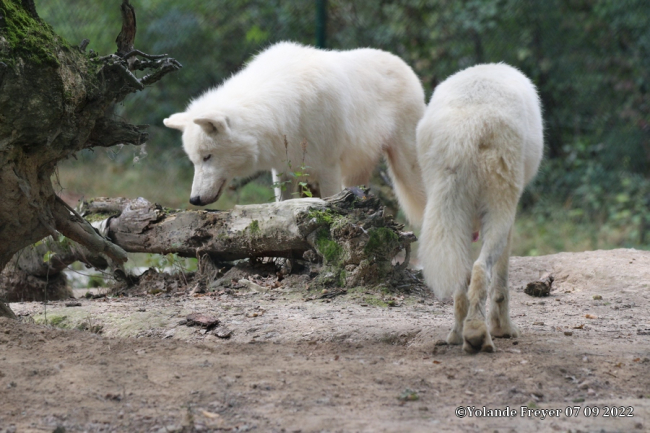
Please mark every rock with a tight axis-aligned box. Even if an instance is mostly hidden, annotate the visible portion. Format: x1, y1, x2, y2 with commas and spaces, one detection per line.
238, 279, 266, 292
185, 313, 219, 329
524, 274, 553, 297
213, 326, 233, 339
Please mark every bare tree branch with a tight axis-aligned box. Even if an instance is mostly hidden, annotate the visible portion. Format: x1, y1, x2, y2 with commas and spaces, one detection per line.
52, 197, 128, 265
87, 118, 148, 148
116, 0, 136, 58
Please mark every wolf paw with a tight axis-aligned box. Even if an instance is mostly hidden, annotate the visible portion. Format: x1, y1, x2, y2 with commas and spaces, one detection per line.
490, 319, 521, 339
462, 319, 494, 354
447, 328, 463, 345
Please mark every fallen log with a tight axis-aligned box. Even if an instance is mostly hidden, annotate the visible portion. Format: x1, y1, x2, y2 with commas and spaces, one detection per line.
83, 187, 413, 260
1, 188, 420, 300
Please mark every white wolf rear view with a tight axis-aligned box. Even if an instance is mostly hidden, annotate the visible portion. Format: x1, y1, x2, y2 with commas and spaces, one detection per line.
417, 63, 543, 353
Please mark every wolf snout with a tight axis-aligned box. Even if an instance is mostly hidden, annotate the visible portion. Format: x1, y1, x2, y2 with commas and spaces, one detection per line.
189, 196, 202, 206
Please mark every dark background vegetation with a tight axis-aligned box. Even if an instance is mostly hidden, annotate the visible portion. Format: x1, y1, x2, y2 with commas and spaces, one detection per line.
38, 0, 650, 255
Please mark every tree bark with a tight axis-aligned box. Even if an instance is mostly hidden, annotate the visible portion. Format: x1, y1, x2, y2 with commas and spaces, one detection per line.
0, 0, 180, 317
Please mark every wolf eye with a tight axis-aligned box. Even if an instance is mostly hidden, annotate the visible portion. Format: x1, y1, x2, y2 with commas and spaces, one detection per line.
203, 154, 212, 162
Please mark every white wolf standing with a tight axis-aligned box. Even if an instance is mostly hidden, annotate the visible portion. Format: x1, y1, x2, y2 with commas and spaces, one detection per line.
416, 63, 543, 353
163, 42, 427, 226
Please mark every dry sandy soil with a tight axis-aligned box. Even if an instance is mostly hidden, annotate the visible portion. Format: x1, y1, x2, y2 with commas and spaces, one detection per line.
1, 249, 650, 433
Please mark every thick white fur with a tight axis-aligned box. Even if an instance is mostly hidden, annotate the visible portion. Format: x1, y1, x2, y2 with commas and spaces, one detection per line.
416, 63, 543, 353
164, 42, 427, 225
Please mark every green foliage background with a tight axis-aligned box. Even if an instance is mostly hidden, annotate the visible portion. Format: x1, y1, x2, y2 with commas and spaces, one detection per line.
36, 0, 650, 253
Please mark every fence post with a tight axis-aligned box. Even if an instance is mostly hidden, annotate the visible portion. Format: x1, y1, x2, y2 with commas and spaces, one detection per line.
316, 0, 327, 48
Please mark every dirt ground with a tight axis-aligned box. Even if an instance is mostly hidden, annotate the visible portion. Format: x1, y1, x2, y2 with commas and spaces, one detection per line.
1, 248, 650, 433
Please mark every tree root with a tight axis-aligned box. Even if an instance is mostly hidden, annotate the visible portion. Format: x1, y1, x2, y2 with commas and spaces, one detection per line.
52, 196, 127, 265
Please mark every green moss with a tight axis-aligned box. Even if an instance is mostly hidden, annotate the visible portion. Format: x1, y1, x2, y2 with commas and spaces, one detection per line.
310, 265, 346, 289
365, 227, 399, 256
84, 213, 111, 223
338, 269, 347, 287
0, 0, 65, 66
314, 227, 343, 264
248, 220, 260, 234
363, 295, 388, 308
307, 209, 337, 225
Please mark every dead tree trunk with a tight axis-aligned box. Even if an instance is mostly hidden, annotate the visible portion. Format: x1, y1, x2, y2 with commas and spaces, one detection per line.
81, 188, 416, 289
0, 0, 180, 317
71, 188, 412, 291
1, 188, 418, 299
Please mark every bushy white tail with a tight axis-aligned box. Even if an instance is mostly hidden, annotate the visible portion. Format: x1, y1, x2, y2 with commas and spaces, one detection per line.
418, 113, 523, 299
385, 131, 428, 227
417, 152, 478, 300
416, 63, 543, 353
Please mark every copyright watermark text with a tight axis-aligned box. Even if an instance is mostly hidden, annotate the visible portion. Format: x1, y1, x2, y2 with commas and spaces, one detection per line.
455, 405, 635, 419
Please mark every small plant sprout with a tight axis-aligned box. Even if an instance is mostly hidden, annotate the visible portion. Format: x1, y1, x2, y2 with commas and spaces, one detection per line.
271, 136, 313, 198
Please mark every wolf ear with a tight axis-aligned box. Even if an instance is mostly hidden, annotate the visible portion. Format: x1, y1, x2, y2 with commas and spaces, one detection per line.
194, 114, 230, 135
163, 112, 191, 131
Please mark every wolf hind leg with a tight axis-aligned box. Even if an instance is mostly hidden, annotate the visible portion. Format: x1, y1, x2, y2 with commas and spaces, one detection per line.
463, 205, 516, 354
488, 226, 520, 338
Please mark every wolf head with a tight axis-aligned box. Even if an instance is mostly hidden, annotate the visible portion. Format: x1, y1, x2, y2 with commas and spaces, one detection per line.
163, 111, 258, 206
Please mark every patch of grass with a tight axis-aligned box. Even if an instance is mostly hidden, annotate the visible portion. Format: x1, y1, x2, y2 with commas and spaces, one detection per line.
512, 206, 650, 256
48, 315, 68, 327
363, 295, 388, 308
347, 287, 389, 307
76, 320, 103, 334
